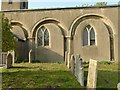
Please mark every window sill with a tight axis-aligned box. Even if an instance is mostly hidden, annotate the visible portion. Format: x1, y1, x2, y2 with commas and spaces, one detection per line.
82, 45, 97, 48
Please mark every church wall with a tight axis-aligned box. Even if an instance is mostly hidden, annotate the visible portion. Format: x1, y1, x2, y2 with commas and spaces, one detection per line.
74, 19, 110, 61
35, 23, 64, 62
16, 40, 29, 62
4, 7, 118, 36
3, 6, 119, 62
2, 0, 21, 11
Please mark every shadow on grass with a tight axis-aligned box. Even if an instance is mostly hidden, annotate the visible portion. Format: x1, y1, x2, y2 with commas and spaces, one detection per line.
10, 66, 29, 69
2, 69, 82, 89
97, 70, 118, 89
84, 70, 118, 89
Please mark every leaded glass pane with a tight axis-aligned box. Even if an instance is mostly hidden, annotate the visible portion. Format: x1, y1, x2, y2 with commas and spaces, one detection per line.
41, 26, 45, 32
83, 28, 88, 46
44, 29, 49, 46
90, 28, 95, 45
37, 30, 43, 46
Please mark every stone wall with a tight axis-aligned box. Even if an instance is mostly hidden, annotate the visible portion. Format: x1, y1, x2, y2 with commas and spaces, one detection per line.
3, 6, 119, 62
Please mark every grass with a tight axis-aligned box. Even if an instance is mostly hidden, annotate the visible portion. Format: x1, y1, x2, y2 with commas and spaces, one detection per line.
1, 63, 82, 89
1, 61, 119, 89
84, 61, 119, 89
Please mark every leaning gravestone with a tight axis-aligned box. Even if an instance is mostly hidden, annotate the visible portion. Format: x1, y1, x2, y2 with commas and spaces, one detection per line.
6, 53, 13, 69
77, 57, 84, 86
87, 59, 98, 89
75, 54, 80, 77
74, 54, 84, 86
70, 55, 75, 74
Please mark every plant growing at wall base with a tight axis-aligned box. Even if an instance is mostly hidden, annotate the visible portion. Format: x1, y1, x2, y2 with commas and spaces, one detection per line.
1, 13, 16, 52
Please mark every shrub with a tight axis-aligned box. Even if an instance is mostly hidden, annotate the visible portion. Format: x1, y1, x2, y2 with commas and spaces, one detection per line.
98, 61, 112, 65
1, 13, 16, 52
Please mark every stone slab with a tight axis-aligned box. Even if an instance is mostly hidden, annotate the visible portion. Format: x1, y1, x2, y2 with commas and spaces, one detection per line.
87, 59, 98, 89
70, 55, 75, 74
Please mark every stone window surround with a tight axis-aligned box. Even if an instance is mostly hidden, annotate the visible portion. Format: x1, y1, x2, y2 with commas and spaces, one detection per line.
36, 26, 50, 48
83, 24, 96, 46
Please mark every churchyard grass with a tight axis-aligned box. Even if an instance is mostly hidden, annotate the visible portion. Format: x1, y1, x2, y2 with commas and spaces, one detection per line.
1, 61, 119, 89
1, 63, 81, 88
84, 61, 119, 89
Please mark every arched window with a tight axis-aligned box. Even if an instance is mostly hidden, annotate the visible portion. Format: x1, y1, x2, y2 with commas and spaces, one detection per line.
83, 25, 96, 46
37, 26, 49, 47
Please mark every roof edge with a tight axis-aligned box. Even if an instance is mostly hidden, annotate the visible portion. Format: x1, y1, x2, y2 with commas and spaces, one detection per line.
1, 5, 119, 12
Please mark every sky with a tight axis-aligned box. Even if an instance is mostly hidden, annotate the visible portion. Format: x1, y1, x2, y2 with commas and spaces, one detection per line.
0, 0, 119, 10
28, 0, 119, 9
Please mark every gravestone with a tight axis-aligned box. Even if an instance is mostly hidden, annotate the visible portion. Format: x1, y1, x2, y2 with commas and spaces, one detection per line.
87, 59, 98, 89
75, 54, 80, 77
77, 57, 84, 86
29, 49, 33, 63
67, 52, 71, 69
8, 50, 15, 64
117, 82, 120, 90
70, 55, 75, 74
6, 53, 13, 69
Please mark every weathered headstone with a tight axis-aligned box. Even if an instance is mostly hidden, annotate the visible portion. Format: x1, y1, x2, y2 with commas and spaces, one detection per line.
117, 82, 120, 90
77, 58, 84, 86
87, 59, 98, 89
67, 52, 71, 69
75, 54, 80, 77
70, 55, 75, 74
6, 53, 13, 69
29, 49, 33, 63
8, 50, 15, 64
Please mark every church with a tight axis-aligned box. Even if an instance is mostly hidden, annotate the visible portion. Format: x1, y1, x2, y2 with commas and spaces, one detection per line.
1, 0, 120, 63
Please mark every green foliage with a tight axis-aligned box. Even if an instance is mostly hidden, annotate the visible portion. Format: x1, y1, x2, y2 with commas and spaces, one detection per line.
0, 14, 2, 51
98, 61, 112, 65
81, 4, 93, 7
95, 2, 107, 6
81, 2, 107, 7
2, 13, 16, 52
